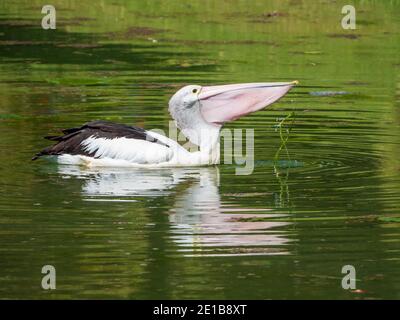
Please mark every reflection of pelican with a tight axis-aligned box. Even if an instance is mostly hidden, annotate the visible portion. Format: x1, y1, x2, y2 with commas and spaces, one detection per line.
34, 82, 297, 167
59, 166, 293, 256
58, 165, 188, 198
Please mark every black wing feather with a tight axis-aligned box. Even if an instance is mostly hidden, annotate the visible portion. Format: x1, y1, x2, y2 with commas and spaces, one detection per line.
32, 120, 169, 160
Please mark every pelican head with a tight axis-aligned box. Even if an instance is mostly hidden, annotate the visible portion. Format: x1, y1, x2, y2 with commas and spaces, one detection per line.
168, 81, 298, 147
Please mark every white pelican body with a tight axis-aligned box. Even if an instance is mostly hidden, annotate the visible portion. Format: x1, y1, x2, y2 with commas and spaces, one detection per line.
33, 82, 297, 167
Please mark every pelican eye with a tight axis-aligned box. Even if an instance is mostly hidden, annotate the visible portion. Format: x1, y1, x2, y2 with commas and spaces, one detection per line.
192, 88, 198, 94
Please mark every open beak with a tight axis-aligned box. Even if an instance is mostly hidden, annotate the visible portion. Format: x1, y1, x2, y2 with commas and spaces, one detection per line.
198, 81, 298, 124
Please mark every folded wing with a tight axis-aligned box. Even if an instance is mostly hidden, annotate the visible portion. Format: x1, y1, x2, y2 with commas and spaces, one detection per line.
32, 120, 173, 164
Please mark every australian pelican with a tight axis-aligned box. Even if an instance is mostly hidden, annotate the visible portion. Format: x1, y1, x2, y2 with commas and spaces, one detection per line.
33, 82, 297, 167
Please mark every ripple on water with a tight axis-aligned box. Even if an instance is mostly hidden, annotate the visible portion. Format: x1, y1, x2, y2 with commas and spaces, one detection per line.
51, 165, 296, 257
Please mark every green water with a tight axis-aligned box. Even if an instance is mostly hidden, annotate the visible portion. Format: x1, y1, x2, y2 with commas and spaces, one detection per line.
0, 0, 399, 299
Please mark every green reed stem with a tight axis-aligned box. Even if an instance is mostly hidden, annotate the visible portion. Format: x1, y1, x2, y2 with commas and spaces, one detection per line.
274, 112, 296, 162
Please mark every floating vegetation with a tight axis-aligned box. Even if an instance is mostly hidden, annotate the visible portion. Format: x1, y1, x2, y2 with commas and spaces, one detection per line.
309, 91, 349, 97
0, 113, 24, 120
378, 216, 400, 223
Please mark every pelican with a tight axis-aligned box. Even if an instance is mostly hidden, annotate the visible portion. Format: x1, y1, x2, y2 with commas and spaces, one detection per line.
33, 82, 297, 167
